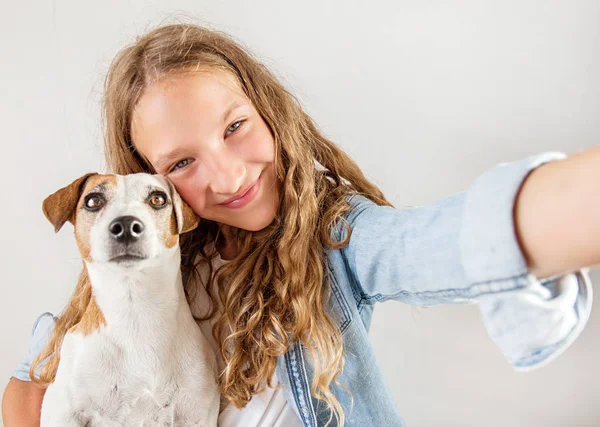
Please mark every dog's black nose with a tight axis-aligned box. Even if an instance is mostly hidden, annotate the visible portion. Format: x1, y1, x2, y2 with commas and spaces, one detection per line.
109, 216, 145, 243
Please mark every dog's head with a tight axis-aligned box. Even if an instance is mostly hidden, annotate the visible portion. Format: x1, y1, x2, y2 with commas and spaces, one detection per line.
42, 173, 199, 265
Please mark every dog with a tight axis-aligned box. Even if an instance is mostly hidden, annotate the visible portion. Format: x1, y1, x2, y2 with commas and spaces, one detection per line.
39, 172, 220, 426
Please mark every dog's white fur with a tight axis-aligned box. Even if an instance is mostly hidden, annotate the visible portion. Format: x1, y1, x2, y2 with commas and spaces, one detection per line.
40, 174, 219, 427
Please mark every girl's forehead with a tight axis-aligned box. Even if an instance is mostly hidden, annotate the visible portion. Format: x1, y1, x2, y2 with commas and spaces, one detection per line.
132, 70, 249, 132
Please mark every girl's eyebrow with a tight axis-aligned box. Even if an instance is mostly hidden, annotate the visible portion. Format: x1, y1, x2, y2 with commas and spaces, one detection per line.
154, 147, 188, 171
222, 101, 244, 123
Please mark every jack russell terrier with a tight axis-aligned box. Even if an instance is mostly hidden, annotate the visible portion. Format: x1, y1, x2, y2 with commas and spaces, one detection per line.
39, 172, 219, 426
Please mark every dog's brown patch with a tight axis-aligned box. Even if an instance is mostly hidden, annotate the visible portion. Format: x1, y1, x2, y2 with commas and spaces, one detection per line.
77, 174, 117, 195
164, 212, 179, 249
74, 219, 93, 260
74, 175, 117, 261
179, 202, 200, 234
159, 193, 199, 248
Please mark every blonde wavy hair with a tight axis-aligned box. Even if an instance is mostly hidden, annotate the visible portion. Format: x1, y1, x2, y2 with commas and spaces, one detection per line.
31, 23, 391, 426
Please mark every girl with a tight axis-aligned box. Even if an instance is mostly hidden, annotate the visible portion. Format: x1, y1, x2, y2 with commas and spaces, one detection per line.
2, 24, 597, 427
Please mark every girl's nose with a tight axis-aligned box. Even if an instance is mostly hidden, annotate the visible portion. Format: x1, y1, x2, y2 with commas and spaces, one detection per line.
205, 150, 247, 195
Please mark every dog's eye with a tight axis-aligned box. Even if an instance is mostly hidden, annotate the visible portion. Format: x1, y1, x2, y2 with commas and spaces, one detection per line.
149, 192, 167, 208
84, 194, 104, 211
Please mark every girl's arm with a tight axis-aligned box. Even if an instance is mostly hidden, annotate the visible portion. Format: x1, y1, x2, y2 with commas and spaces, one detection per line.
515, 145, 600, 278
340, 151, 593, 370
4, 313, 56, 427
2, 378, 45, 427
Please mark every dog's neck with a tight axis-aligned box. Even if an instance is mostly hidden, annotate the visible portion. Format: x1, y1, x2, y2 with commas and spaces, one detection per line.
85, 247, 187, 330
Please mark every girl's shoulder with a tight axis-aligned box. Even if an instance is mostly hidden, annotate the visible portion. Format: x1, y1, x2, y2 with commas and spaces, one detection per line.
334, 193, 389, 240
345, 193, 378, 215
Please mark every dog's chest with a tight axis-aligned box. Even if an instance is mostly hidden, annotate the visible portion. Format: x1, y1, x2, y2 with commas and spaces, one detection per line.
58, 322, 214, 426
82, 381, 183, 427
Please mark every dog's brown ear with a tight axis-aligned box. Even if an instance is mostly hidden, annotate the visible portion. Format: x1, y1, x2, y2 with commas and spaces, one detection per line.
166, 179, 200, 234
43, 173, 97, 233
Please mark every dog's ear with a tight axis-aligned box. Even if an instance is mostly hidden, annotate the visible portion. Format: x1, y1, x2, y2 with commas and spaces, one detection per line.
43, 173, 97, 233
166, 179, 200, 234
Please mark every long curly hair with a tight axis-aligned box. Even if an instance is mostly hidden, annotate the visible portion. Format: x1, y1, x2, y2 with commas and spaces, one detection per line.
31, 23, 391, 426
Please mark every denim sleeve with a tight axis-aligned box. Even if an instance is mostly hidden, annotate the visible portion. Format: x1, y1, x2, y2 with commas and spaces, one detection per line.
341, 152, 593, 370
11, 312, 56, 381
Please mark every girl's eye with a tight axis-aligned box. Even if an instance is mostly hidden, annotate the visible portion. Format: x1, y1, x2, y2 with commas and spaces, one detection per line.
170, 158, 192, 173
225, 120, 243, 137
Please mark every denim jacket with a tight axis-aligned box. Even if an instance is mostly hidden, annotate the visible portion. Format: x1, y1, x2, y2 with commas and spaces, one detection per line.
13, 152, 593, 427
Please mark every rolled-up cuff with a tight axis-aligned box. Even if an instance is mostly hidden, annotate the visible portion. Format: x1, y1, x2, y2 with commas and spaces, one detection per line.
11, 312, 56, 381
460, 151, 567, 285
477, 269, 593, 370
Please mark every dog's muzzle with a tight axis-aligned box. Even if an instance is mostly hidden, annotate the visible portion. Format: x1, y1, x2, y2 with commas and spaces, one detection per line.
108, 216, 147, 262
109, 216, 145, 243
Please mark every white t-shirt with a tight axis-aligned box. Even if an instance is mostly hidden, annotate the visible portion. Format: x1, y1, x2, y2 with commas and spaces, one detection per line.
188, 254, 304, 427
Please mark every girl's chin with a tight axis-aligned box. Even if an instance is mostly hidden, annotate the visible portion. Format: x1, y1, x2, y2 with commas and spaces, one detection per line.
235, 215, 276, 232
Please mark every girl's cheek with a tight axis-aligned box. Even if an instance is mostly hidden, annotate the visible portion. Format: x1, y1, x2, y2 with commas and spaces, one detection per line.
237, 121, 275, 162
172, 173, 207, 214
249, 136, 276, 163
181, 187, 206, 215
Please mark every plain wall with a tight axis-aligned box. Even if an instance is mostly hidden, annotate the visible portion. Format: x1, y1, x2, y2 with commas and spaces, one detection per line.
1, 1, 598, 426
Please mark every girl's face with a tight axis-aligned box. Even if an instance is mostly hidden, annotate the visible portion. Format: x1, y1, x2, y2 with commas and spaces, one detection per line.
131, 71, 280, 231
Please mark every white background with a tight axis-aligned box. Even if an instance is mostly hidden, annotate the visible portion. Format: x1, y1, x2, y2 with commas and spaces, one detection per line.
1, 1, 598, 426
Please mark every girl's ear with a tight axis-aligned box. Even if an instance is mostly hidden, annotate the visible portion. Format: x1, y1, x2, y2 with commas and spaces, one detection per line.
166, 179, 200, 234
42, 173, 97, 233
